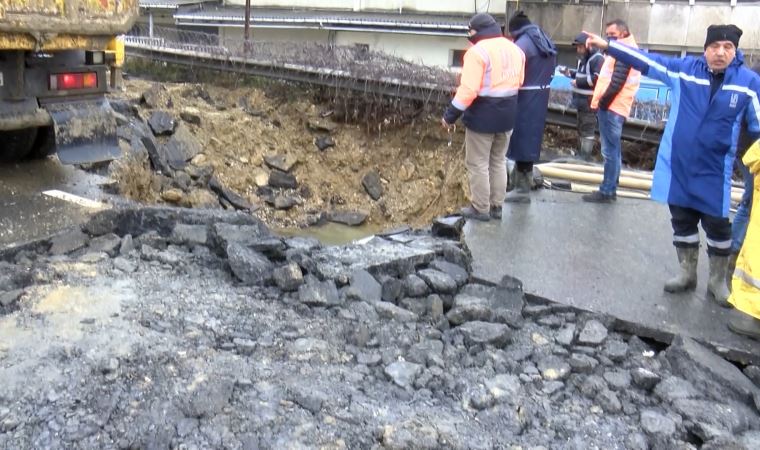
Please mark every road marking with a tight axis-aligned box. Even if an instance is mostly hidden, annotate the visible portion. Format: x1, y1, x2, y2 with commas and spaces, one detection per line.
42, 190, 110, 210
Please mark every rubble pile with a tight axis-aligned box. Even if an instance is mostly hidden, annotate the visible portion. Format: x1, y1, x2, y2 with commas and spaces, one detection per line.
2, 207, 760, 448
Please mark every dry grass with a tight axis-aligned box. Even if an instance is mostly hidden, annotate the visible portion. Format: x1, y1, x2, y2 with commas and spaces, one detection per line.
110, 152, 159, 203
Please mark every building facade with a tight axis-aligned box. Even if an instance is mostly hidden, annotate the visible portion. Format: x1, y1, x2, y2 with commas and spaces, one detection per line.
139, 1, 760, 69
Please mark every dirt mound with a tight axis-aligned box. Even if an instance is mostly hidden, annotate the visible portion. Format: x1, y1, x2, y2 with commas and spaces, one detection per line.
111, 76, 655, 231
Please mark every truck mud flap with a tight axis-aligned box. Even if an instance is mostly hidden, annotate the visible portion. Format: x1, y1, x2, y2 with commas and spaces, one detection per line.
45, 98, 120, 165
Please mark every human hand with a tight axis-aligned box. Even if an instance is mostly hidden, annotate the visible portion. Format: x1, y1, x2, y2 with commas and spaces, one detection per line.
570, 80, 577, 87
441, 117, 453, 130
583, 31, 608, 50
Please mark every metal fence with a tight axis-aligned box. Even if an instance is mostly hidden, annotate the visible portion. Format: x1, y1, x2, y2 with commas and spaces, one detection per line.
125, 24, 457, 105
125, 24, 667, 135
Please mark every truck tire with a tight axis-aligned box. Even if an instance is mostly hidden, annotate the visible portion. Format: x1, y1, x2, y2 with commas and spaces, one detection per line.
27, 126, 56, 160
0, 128, 38, 163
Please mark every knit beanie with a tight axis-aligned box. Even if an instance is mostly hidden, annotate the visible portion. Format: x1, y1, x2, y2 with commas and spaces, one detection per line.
704, 24, 742, 49
508, 10, 531, 34
469, 13, 497, 32
572, 32, 588, 45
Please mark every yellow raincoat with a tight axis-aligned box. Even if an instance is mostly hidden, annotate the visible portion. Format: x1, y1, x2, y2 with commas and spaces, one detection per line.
729, 140, 760, 316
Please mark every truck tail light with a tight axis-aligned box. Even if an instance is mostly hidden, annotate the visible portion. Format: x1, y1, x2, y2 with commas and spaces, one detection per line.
49, 72, 98, 91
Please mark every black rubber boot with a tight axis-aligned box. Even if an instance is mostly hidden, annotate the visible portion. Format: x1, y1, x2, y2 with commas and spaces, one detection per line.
505, 171, 530, 203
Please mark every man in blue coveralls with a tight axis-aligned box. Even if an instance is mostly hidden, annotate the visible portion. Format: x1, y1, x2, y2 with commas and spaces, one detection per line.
585, 25, 760, 306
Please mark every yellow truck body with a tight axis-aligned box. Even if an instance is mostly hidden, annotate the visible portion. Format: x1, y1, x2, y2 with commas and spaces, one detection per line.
0, 0, 139, 164
0, 0, 137, 50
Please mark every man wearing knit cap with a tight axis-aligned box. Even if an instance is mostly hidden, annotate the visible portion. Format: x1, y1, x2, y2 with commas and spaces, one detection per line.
504, 10, 557, 203
562, 32, 605, 160
584, 24, 760, 313
442, 13, 525, 221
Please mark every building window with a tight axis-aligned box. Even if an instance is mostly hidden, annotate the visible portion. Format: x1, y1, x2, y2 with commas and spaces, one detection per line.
451, 49, 466, 68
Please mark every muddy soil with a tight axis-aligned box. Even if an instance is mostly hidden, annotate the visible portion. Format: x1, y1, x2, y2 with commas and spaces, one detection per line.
111, 78, 474, 230
110, 77, 660, 232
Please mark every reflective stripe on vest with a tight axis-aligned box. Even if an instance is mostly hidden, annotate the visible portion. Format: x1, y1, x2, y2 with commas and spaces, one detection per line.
451, 37, 524, 111
471, 42, 522, 98
572, 87, 595, 96
572, 53, 602, 96
736, 268, 760, 290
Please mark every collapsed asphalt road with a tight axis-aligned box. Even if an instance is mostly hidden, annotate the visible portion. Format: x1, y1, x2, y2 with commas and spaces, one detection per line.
0, 159, 110, 247
2, 207, 760, 449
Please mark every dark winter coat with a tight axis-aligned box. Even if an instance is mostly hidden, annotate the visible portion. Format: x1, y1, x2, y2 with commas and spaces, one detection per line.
507, 24, 557, 162
571, 49, 604, 110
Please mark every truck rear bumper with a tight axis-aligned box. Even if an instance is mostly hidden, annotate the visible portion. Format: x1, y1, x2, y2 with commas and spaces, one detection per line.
0, 96, 120, 164
42, 97, 119, 164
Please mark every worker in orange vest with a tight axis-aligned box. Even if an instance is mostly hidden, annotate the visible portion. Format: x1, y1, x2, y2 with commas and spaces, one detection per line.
582, 19, 640, 203
442, 13, 525, 221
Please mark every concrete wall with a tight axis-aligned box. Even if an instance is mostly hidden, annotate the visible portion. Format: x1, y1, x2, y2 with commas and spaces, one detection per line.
510, 1, 760, 53
223, 0, 503, 15
219, 26, 465, 67
220, 27, 330, 47
135, 9, 175, 29
333, 31, 464, 67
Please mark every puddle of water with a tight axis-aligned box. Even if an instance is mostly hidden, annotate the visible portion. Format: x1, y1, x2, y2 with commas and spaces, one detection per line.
276, 222, 384, 246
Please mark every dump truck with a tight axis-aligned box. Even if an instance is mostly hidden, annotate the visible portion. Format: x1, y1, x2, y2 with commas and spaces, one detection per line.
0, 0, 138, 164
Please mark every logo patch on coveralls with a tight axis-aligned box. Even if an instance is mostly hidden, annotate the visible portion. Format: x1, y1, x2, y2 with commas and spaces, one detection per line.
730, 93, 739, 109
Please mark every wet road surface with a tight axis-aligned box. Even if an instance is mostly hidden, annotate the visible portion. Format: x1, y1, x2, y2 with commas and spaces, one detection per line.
0, 158, 108, 247
465, 189, 760, 364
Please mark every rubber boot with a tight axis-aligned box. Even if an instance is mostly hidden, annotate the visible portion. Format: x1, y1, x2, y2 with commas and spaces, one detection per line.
664, 247, 698, 293
727, 252, 739, 291
707, 254, 731, 307
505, 170, 530, 203
728, 313, 760, 340
579, 137, 595, 161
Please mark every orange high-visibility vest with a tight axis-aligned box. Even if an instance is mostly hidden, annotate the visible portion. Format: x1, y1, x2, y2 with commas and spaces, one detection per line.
451, 37, 525, 111
591, 34, 641, 118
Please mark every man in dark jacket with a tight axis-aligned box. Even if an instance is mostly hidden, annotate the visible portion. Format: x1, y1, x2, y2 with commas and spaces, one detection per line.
562, 33, 604, 160
505, 10, 557, 203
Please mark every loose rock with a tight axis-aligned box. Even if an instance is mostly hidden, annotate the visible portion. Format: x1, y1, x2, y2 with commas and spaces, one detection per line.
362, 170, 384, 200
148, 111, 176, 136
417, 269, 457, 294
272, 263, 304, 291
226, 243, 273, 285
327, 210, 368, 226
457, 321, 512, 348
268, 170, 298, 189
577, 319, 608, 346
384, 361, 423, 388
298, 276, 341, 307
640, 409, 676, 436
